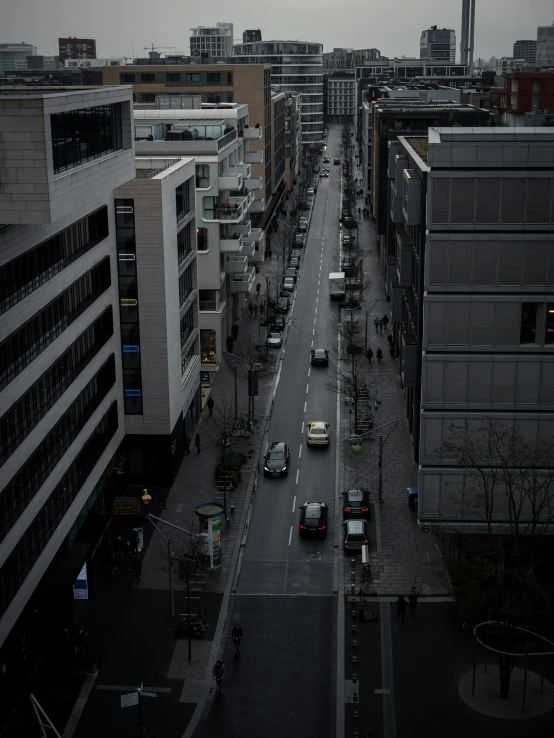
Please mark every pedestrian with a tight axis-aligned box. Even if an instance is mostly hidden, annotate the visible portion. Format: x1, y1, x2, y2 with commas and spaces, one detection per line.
115, 536, 123, 561
195, 432, 201, 454
253, 303, 258, 319
248, 301, 253, 317
382, 314, 389, 330
133, 557, 142, 585
125, 540, 133, 570
207, 396, 214, 417
374, 317, 379, 332
130, 529, 140, 553
184, 435, 191, 455
376, 348, 383, 363
366, 347, 373, 362
408, 587, 419, 616
396, 595, 407, 622
378, 318, 383, 332
256, 282, 261, 297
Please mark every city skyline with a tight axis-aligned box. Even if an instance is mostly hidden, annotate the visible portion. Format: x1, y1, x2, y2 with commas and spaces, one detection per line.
3, 0, 553, 62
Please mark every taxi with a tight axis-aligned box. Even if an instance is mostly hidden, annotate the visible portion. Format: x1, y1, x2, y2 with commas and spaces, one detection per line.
306, 421, 330, 446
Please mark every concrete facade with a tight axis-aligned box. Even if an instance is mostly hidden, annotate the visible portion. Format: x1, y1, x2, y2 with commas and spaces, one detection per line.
189, 22, 233, 60
537, 21, 554, 67
420, 27, 456, 63
326, 75, 356, 120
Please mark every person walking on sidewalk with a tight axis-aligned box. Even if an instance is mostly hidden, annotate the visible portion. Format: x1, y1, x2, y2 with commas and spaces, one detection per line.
366, 347, 373, 362
378, 318, 384, 332
195, 433, 201, 454
184, 435, 191, 455
133, 557, 142, 585
374, 317, 379, 332
248, 301, 253, 318
376, 348, 383, 363
253, 303, 258, 319
408, 587, 419, 616
207, 396, 214, 417
256, 282, 261, 297
396, 595, 407, 622
382, 314, 389, 331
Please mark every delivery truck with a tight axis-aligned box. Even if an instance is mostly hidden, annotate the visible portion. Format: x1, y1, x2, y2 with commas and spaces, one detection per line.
329, 272, 346, 299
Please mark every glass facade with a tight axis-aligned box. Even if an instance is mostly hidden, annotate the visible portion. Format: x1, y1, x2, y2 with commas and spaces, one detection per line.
179, 264, 194, 307
177, 222, 194, 265
0, 308, 113, 466
0, 206, 109, 315
51, 104, 123, 174
115, 200, 143, 415
176, 181, 192, 223
0, 258, 111, 391
0, 402, 118, 620
0, 356, 116, 542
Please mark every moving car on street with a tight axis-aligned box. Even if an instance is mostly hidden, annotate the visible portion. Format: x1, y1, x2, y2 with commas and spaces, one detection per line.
263, 441, 291, 477
306, 421, 330, 446
310, 348, 329, 366
342, 488, 370, 519
299, 502, 329, 537
334, 158, 341, 165
343, 519, 369, 553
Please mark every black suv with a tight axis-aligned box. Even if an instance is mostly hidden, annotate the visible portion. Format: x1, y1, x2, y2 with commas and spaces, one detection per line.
299, 502, 329, 537
263, 441, 291, 477
342, 488, 370, 519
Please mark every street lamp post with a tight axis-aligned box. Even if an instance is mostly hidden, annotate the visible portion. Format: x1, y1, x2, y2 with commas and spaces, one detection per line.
360, 419, 399, 503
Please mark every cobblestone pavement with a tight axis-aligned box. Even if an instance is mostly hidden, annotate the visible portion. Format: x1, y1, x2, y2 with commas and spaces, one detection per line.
339, 186, 451, 596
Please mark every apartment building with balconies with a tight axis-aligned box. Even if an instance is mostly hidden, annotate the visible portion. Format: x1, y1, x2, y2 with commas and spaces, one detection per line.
491, 71, 554, 126
0, 86, 134, 677
387, 128, 554, 531
284, 93, 301, 189
132, 104, 261, 368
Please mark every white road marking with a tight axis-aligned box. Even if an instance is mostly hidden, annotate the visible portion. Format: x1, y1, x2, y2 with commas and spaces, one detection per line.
313, 327, 315, 335
317, 288, 319, 295
306, 383, 309, 394
299, 444, 302, 458
311, 340, 314, 347
288, 526, 293, 546
308, 368, 311, 378
301, 421, 305, 434
296, 469, 299, 484
304, 401, 307, 412
315, 307, 317, 314
292, 495, 296, 512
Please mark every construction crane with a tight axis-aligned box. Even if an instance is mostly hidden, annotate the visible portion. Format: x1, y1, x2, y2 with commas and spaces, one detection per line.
143, 44, 176, 53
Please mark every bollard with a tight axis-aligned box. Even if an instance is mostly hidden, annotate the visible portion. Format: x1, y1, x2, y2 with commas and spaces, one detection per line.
351, 624, 357, 634
351, 640, 357, 648
352, 656, 358, 664
350, 583, 356, 594
352, 711, 359, 720
352, 673, 358, 683
230, 505, 235, 515
352, 609, 357, 619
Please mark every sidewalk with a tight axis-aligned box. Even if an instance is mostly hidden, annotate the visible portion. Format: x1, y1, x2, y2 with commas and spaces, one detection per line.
339, 176, 450, 596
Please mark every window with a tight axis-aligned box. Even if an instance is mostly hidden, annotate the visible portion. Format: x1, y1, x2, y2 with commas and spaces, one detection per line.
186, 73, 201, 82
166, 72, 181, 82
197, 227, 208, 251
227, 92, 234, 103
1, 207, 109, 315
176, 181, 191, 222
227, 72, 233, 85
141, 73, 155, 83
180, 304, 195, 348
207, 93, 221, 104
202, 197, 217, 220
546, 304, 554, 345
177, 223, 193, 264
120, 73, 135, 83
207, 72, 221, 85
0, 404, 118, 620
196, 164, 210, 188
520, 303, 538, 344
0, 308, 113, 466
200, 329, 216, 363
179, 264, 194, 306
0, 356, 116, 541
142, 93, 156, 104
0, 259, 111, 391
51, 104, 123, 174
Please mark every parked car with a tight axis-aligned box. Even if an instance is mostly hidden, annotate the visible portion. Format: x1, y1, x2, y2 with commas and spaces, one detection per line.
275, 296, 290, 313
342, 488, 370, 519
283, 276, 295, 292
295, 234, 306, 247
290, 249, 303, 259
289, 257, 300, 269
298, 216, 308, 225
299, 502, 329, 537
323, 157, 330, 163
297, 222, 307, 233
267, 331, 283, 348
343, 519, 369, 553
306, 421, 330, 446
407, 486, 419, 511
307, 187, 315, 196
263, 441, 291, 477
271, 314, 286, 331
284, 267, 297, 282
310, 348, 329, 366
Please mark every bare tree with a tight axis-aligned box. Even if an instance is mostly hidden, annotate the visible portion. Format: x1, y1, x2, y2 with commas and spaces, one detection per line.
440, 420, 554, 698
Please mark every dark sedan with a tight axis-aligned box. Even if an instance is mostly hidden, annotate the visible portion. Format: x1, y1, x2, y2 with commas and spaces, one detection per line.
342, 488, 370, 519
310, 348, 329, 366
299, 502, 329, 537
263, 441, 291, 477
275, 296, 290, 313
271, 314, 286, 331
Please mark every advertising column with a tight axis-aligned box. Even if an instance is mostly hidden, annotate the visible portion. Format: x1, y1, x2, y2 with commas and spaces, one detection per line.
194, 502, 224, 571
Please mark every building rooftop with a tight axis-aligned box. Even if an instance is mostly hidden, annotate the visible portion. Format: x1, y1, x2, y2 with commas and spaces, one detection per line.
0, 85, 124, 98
135, 156, 193, 179
405, 137, 429, 161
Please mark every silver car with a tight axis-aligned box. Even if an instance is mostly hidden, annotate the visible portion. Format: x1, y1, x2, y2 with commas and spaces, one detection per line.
267, 331, 283, 348
283, 277, 295, 292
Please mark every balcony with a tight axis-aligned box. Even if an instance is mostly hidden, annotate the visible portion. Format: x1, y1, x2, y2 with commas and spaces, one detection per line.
216, 194, 250, 222
245, 150, 263, 164
230, 266, 255, 293
402, 169, 422, 226
230, 221, 252, 237
242, 238, 256, 258
390, 180, 403, 223
250, 198, 264, 213
401, 333, 418, 388
219, 174, 243, 191
225, 255, 248, 274
220, 234, 244, 253
396, 231, 413, 287
231, 164, 251, 179
245, 176, 263, 190
243, 126, 263, 140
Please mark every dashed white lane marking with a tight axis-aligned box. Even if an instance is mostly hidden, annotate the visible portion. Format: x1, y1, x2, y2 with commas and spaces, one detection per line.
306, 383, 309, 394
311, 340, 314, 348
308, 368, 311, 377
296, 469, 300, 485
288, 526, 293, 546
312, 328, 315, 335
304, 401, 307, 412
292, 495, 296, 513
317, 288, 319, 295
301, 421, 305, 434
299, 445, 302, 458
315, 307, 318, 314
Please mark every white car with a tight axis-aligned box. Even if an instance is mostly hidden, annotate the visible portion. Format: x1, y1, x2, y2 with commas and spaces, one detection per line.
307, 187, 315, 196
307, 421, 330, 446
267, 331, 283, 348
282, 277, 295, 292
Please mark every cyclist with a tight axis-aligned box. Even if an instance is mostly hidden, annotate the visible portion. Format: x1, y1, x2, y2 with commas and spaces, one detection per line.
213, 660, 225, 686
231, 623, 243, 645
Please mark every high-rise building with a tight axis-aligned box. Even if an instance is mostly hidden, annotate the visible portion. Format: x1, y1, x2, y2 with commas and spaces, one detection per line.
243, 29, 262, 44
58, 37, 97, 62
420, 26, 456, 63
460, 0, 476, 69
190, 22, 233, 60
233, 40, 324, 145
326, 73, 356, 121
323, 48, 381, 71
537, 21, 554, 67
513, 39, 537, 65
0, 42, 37, 75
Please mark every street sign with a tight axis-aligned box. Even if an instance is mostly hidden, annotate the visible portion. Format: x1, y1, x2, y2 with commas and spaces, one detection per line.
121, 692, 139, 708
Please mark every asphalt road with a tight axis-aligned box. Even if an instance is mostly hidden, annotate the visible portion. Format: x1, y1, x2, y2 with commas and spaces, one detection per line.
194, 126, 344, 737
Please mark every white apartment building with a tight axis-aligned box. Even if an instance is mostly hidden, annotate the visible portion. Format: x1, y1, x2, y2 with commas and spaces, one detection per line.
190, 22, 234, 59
327, 77, 355, 120
0, 42, 37, 75
0, 86, 135, 649
133, 104, 263, 368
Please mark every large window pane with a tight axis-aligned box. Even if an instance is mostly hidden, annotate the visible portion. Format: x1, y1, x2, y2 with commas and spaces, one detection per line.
520, 302, 538, 344
546, 303, 554, 345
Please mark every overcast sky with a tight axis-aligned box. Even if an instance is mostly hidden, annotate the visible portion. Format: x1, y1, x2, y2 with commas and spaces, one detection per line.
3, 0, 553, 61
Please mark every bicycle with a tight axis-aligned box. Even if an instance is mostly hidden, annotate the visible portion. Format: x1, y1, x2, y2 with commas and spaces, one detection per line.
214, 676, 223, 698
233, 636, 241, 660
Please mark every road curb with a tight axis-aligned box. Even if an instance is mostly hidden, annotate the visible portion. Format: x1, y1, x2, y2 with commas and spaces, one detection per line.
62, 671, 98, 738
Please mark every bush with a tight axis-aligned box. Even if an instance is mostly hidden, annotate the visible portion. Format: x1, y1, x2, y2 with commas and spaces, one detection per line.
343, 218, 358, 231
297, 202, 309, 211
215, 451, 247, 486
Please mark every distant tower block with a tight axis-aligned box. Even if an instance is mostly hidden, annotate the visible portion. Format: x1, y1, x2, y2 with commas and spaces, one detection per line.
460, 0, 476, 71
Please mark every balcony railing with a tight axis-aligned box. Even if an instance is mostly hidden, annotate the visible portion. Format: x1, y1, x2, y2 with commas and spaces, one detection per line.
229, 267, 255, 293
245, 150, 263, 164
220, 234, 244, 252
225, 255, 248, 274
245, 176, 263, 190
217, 128, 238, 151
219, 174, 242, 191
249, 197, 264, 213
242, 126, 263, 140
